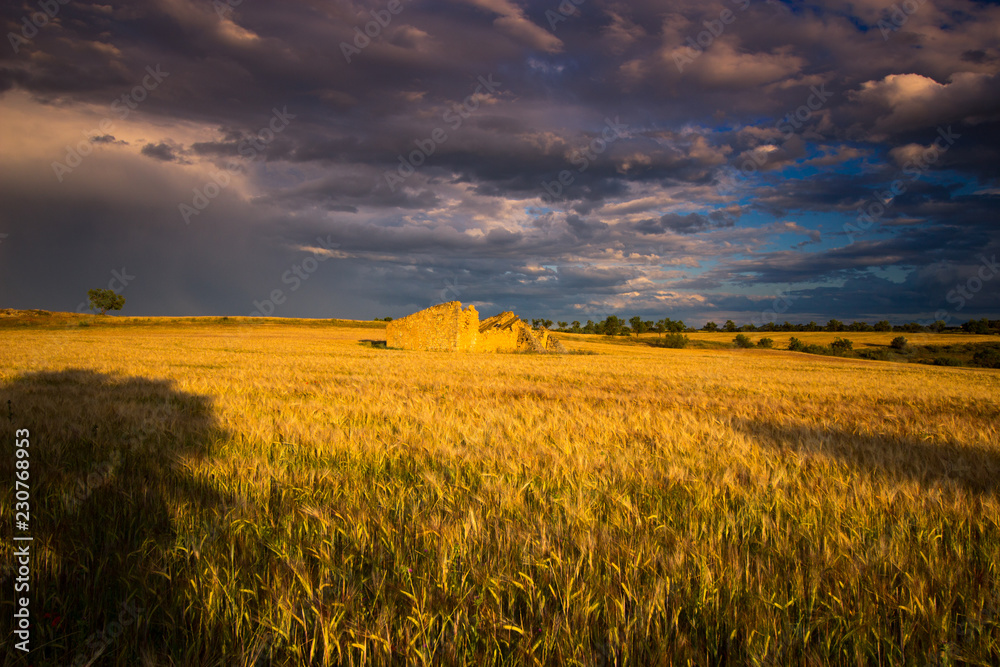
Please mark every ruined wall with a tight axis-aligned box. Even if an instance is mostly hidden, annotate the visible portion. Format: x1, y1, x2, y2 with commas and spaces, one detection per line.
477, 312, 522, 353
545, 334, 568, 353
385, 303, 566, 353
456, 304, 479, 351
386, 301, 479, 351
515, 324, 547, 352
478, 312, 553, 352
535, 328, 550, 349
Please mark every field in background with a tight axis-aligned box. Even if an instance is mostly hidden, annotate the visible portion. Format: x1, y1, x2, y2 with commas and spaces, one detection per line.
574, 329, 1000, 348
2, 316, 999, 665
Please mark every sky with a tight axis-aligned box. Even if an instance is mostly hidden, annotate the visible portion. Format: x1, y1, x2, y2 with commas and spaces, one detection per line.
0, 0, 998, 325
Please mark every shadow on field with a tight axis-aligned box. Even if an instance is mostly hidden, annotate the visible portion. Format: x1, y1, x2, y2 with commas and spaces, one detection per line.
0, 369, 237, 667
734, 417, 1000, 497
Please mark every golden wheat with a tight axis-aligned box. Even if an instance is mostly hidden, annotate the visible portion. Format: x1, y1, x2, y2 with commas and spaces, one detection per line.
1, 318, 998, 665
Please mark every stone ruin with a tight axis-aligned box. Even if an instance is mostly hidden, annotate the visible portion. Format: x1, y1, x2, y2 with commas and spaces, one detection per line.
385, 301, 568, 353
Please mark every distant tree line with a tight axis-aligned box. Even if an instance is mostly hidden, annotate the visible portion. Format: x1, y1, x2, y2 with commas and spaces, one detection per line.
537, 316, 1000, 336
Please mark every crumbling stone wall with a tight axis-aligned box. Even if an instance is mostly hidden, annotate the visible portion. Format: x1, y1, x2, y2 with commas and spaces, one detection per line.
456, 304, 479, 351
541, 331, 568, 353
386, 301, 479, 351
477, 312, 524, 352
388, 302, 567, 353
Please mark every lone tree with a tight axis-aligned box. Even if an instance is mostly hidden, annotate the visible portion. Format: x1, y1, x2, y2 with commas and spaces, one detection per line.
87, 288, 125, 315
629, 316, 648, 338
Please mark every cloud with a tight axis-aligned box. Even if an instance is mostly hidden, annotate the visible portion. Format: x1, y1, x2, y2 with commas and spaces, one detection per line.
848, 72, 1000, 137
462, 0, 563, 52
141, 142, 180, 162
0, 0, 998, 322
634, 210, 737, 235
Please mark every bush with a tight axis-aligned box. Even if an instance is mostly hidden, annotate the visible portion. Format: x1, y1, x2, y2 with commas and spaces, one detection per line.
932, 357, 962, 367
890, 336, 908, 350
859, 348, 892, 361
973, 347, 1000, 369
788, 337, 805, 352
657, 333, 689, 349
830, 337, 854, 353
757, 337, 774, 349
733, 334, 753, 348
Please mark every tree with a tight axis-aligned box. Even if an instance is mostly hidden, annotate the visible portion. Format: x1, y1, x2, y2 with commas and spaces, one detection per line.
557, 321, 568, 331
890, 336, 908, 350
929, 320, 947, 333
629, 316, 646, 338
830, 337, 854, 353
733, 334, 753, 348
658, 333, 689, 348
570, 321, 581, 333
542, 319, 553, 330
826, 319, 844, 332
87, 288, 125, 315
962, 318, 990, 334
600, 316, 623, 336
723, 320, 737, 333
757, 337, 774, 348
703, 321, 718, 332
873, 320, 892, 332
662, 318, 685, 333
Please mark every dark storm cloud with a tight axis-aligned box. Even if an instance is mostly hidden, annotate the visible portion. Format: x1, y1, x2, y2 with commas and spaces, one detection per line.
1, 0, 998, 321
141, 142, 179, 162
635, 210, 737, 235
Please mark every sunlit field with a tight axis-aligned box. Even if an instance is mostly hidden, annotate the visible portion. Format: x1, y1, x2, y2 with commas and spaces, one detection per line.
2, 315, 999, 666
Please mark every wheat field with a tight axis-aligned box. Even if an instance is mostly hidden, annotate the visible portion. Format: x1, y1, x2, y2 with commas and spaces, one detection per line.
2, 317, 999, 665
